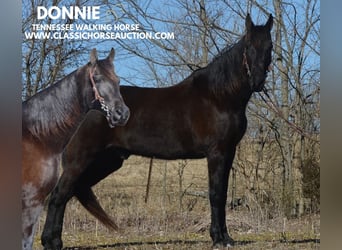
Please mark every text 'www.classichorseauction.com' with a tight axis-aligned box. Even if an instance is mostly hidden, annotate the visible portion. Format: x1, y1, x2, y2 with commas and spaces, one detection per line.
25, 6, 175, 40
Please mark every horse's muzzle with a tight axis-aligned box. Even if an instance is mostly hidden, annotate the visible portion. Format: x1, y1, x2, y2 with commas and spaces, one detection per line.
109, 104, 130, 128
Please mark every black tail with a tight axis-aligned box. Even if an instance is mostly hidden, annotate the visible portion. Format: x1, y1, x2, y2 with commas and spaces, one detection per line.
75, 187, 119, 231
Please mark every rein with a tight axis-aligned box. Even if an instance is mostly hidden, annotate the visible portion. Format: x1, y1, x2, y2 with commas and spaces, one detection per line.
89, 66, 111, 120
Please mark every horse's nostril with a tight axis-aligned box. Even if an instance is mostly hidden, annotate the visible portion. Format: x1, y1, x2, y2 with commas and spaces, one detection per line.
111, 105, 129, 124
116, 108, 123, 117
112, 107, 125, 121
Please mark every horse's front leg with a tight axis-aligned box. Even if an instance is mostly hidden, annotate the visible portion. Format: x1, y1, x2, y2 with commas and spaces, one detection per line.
41, 110, 111, 249
41, 153, 96, 250
207, 147, 236, 248
41, 172, 75, 250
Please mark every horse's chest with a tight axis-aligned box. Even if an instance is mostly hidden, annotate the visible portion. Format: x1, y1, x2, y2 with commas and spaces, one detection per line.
216, 114, 247, 143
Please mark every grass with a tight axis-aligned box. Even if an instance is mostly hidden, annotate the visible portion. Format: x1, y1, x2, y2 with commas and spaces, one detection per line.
34, 156, 320, 249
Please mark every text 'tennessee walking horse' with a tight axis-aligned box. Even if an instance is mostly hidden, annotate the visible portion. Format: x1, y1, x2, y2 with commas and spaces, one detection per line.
22, 48, 130, 250
42, 14, 273, 249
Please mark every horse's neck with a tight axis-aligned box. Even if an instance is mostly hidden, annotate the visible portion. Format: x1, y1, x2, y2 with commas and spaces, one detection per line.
199, 47, 252, 110
22, 72, 87, 152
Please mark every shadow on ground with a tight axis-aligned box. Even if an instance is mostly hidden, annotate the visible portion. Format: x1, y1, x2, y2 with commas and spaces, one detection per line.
63, 238, 319, 249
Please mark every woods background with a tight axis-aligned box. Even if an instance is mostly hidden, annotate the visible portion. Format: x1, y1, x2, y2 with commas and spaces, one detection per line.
22, 0, 320, 248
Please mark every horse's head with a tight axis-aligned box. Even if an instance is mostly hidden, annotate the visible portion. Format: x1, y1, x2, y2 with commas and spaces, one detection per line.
84, 48, 130, 128
243, 13, 273, 92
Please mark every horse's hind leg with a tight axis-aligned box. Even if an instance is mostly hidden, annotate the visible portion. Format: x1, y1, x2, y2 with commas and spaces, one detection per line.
41, 173, 76, 250
74, 147, 126, 229
76, 147, 126, 187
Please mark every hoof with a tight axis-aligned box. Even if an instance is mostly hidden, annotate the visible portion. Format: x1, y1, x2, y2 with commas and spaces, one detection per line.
213, 237, 234, 249
213, 244, 233, 250
42, 238, 63, 250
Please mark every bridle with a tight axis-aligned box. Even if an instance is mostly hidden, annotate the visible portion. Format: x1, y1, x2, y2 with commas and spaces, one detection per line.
89, 66, 111, 121
243, 48, 252, 78
243, 41, 274, 77
243, 47, 273, 92
89, 66, 104, 102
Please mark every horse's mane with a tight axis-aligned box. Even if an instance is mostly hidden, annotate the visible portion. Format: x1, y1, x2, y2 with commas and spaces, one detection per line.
22, 68, 84, 141
192, 37, 247, 97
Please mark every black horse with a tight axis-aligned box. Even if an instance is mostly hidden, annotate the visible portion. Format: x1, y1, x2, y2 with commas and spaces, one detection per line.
22, 48, 129, 250
42, 14, 273, 249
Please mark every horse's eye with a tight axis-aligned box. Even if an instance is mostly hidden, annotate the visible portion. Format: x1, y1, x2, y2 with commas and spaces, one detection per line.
93, 75, 102, 82
248, 46, 257, 57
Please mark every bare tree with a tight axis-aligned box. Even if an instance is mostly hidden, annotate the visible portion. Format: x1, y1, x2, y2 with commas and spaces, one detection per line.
107, 0, 320, 216
23, 0, 320, 217
22, 0, 99, 99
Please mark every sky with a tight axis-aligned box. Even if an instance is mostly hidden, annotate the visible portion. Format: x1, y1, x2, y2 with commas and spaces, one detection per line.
21, 0, 320, 90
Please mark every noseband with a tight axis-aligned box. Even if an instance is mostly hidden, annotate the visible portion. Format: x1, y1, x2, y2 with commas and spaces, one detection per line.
89, 67, 111, 121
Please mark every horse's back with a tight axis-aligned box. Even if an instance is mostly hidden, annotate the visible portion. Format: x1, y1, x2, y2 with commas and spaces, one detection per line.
108, 83, 221, 159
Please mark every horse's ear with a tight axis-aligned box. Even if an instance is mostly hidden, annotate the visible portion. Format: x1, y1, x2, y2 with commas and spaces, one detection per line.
245, 13, 254, 41
107, 48, 115, 62
90, 48, 98, 66
265, 14, 273, 31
